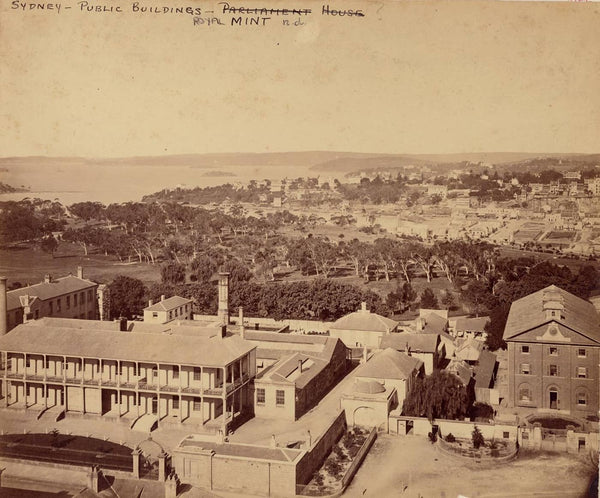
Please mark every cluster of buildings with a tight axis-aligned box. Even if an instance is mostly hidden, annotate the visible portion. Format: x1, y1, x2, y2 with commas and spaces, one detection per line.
0, 267, 598, 495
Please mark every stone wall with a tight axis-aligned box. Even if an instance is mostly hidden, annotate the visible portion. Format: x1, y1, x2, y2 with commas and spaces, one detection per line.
295, 410, 347, 486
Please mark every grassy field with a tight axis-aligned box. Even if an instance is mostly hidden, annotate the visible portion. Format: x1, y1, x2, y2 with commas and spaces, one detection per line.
0, 242, 161, 287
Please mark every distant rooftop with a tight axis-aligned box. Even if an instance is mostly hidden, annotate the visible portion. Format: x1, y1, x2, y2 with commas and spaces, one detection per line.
7, 275, 97, 311
177, 439, 302, 463
144, 296, 192, 312
330, 303, 398, 333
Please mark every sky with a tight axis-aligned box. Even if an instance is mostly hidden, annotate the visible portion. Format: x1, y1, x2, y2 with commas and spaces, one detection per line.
1, 0, 599, 157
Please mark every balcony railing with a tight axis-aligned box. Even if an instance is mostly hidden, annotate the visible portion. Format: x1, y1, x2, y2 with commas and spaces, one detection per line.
82, 378, 100, 386
160, 385, 179, 393
181, 386, 202, 395
203, 386, 224, 396
5, 372, 24, 380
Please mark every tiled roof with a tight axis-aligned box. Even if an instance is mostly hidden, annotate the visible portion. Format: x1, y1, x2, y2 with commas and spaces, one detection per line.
454, 338, 485, 362
0, 321, 255, 367
330, 309, 398, 333
454, 316, 490, 333
7, 275, 97, 311
144, 296, 192, 312
379, 332, 439, 353
356, 348, 423, 380
503, 285, 600, 343
473, 350, 497, 390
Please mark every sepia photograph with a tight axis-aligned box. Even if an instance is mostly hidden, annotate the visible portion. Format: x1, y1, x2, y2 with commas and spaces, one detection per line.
0, 0, 599, 496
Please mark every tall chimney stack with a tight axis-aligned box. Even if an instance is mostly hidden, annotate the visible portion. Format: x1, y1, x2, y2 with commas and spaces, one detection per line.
149, 299, 154, 307
0, 277, 7, 336
218, 272, 230, 325
239, 307, 245, 339
160, 294, 165, 302
77, 266, 84, 279
44, 274, 52, 284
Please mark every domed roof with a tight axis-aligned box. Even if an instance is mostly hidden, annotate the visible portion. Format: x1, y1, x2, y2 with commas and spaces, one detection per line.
354, 379, 386, 395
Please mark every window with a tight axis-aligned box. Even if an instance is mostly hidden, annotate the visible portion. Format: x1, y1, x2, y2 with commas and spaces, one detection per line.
173, 367, 179, 380
80, 292, 85, 304
577, 367, 587, 379
520, 363, 530, 375
577, 392, 588, 406
519, 387, 531, 401
577, 348, 586, 358
26, 357, 31, 368
193, 398, 202, 411
152, 367, 158, 378
74, 294, 78, 306
549, 347, 558, 356
45, 358, 50, 369
256, 388, 266, 404
521, 345, 530, 354
193, 367, 201, 381
49, 301, 53, 315
549, 364, 559, 376
276, 390, 285, 406
88, 290, 93, 301
173, 398, 180, 410
66, 296, 70, 309
503, 432, 509, 439
57, 298, 61, 312
152, 312, 158, 318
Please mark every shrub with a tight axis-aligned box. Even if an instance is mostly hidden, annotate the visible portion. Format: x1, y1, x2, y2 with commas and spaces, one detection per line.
472, 425, 485, 449
445, 433, 456, 443
333, 445, 347, 461
489, 439, 498, 450
428, 431, 438, 444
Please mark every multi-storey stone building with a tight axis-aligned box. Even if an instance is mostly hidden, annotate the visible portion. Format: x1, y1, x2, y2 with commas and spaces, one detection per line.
503, 285, 600, 417
0, 317, 256, 433
2, 267, 98, 333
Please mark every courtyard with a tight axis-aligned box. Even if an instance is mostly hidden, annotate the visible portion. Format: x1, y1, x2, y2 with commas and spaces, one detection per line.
345, 434, 598, 498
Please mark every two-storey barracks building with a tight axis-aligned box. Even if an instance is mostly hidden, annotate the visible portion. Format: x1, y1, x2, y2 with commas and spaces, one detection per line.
0, 317, 256, 434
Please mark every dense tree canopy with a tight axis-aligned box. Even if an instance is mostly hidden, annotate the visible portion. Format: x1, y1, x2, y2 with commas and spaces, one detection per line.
403, 370, 471, 421
108, 276, 147, 319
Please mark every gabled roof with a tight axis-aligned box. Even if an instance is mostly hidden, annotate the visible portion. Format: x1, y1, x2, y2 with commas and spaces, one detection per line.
503, 285, 600, 343
473, 350, 497, 390
0, 321, 255, 367
454, 316, 490, 333
144, 296, 192, 312
379, 332, 439, 353
330, 308, 398, 333
446, 359, 473, 387
454, 338, 485, 362
357, 348, 423, 381
7, 275, 97, 311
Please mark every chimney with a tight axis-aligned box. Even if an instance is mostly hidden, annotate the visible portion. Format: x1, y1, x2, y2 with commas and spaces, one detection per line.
416, 317, 426, 331
218, 273, 230, 325
160, 294, 165, 302
221, 324, 227, 338
119, 317, 128, 332
239, 307, 245, 339
360, 302, 367, 312
44, 274, 52, 284
77, 266, 84, 279
298, 359, 303, 373
0, 277, 7, 336
149, 299, 154, 307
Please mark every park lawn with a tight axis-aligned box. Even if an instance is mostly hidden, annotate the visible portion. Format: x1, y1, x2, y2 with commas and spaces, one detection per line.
0, 242, 161, 287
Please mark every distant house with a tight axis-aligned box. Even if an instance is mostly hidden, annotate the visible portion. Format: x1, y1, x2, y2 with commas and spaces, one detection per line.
341, 348, 423, 431
379, 332, 443, 375
4, 267, 98, 332
143, 296, 193, 324
329, 302, 399, 349
449, 316, 490, 340
503, 285, 600, 417
453, 338, 485, 364
473, 349, 499, 404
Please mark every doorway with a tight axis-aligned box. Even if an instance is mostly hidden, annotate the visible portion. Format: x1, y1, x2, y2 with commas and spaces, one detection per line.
549, 389, 558, 409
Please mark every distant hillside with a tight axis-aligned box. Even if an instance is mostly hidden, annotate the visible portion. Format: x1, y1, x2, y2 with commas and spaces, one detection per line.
0, 182, 29, 193
1, 151, 598, 175
310, 152, 600, 174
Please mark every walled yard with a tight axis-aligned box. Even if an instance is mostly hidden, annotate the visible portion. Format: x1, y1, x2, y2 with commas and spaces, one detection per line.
346, 434, 598, 498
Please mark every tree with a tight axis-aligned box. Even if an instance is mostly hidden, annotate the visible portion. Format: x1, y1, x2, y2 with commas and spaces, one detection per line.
402, 370, 470, 421
441, 290, 455, 310
484, 303, 510, 351
161, 262, 186, 285
472, 425, 485, 449
108, 276, 147, 319
419, 288, 439, 309
40, 235, 58, 258
386, 281, 417, 313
